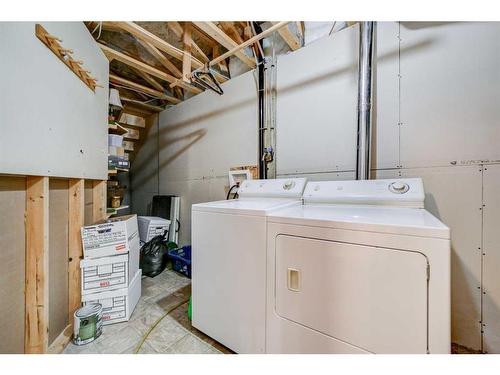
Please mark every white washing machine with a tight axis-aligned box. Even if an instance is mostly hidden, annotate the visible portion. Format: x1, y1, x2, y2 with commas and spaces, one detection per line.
191, 178, 307, 353
266, 178, 450, 354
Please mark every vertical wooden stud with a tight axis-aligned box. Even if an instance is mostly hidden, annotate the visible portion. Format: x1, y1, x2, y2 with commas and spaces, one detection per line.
92, 180, 107, 222
182, 24, 192, 83
68, 179, 84, 324
25, 176, 49, 354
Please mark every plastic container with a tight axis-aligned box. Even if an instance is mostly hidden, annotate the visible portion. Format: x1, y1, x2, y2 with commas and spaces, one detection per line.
108, 134, 123, 147
168, 245, 191, 278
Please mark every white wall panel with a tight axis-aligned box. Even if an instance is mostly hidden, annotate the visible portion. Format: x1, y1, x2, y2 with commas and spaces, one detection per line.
158, 72, 258, 183
403, 166, 482, 350
482, 164, 500, 353
0, 22, 109, 179
400, 22, 500, 168
276, 24, 359, 175
373, 22, 400, 169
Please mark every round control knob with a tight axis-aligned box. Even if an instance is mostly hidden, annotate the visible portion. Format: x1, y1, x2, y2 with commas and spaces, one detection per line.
389, 181, 410, 194
283, 180, 295, 190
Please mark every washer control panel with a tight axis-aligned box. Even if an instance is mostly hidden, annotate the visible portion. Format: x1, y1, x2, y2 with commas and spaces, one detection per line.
238, 178, 307, 198
388, 181, 410, 194
303, 178, 425, 208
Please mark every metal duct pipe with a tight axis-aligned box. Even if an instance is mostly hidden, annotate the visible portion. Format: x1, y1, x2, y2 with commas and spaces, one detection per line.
356, 21, 375, 180
254, 22, 267, 179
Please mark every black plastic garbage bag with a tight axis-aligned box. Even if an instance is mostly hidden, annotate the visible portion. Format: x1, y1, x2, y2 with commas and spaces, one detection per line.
140, 232, 169, 278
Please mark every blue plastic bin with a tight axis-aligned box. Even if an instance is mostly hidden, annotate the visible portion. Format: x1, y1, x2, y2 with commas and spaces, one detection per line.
168, 245, 191, 278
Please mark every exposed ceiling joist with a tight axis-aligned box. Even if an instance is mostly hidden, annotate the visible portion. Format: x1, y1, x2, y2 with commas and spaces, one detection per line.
135, 38, 183, 78
121, 97, 165, 112
271, 22, 301, 51
182, 24, 192, 83
193, 22, 256, 68
209, 21, 290, 67
99, 43, 202, 94
109, 73, 180, 104
112, 21, 204, 69
212, 45, 229, 83
219, 22, 244, 44
167, 22, 210, 63
132, 68, 165, 92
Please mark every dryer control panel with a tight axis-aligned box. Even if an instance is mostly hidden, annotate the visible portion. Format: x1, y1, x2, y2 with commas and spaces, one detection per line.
238, 178, 307, 199
303, 178, 425, 208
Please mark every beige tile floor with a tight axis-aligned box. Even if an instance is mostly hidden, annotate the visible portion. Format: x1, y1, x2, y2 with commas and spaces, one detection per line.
65, 267, 474, 355
64, 269, 232, 354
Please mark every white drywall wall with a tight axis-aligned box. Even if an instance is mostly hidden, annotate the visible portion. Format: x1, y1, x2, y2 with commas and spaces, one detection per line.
0, 22, 108, 179
131, 71, 258, 245
276, 24, 359, 176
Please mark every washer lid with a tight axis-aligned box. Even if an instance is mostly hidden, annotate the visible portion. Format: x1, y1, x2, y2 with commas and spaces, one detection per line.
192, 198, 302, 216
268, 204, 450, 239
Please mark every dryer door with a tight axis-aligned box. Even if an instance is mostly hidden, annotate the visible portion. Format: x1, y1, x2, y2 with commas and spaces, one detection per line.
275, 235, 428, 353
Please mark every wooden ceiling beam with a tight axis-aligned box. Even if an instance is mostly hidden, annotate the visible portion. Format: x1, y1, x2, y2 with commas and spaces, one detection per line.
109, 73, 180, 104
99, 43, 202, 94
182, 24, 192, 83
212, 44, 229, 83
121, 97, 166, 112
193, 22, 256, 68
219, 22, 244, 44
210, 21, 290, 67
132, 68, 165, 92
135, 38, 183, 78
167, 22, 210, 64
112, 21, 204, 69
271, 22, 301, 51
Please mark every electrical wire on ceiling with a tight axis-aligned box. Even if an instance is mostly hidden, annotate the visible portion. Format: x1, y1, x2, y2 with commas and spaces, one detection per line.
109, 82, 166, 102
91, 21, 103, 40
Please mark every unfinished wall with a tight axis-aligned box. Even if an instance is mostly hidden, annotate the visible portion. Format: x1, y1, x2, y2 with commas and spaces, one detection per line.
48, 179, 69, 344
131, 72, 258, 245
0, 22, 109, 180
275, 22, 500, 352
0, 177, 26, 353
0, 176, 104, 353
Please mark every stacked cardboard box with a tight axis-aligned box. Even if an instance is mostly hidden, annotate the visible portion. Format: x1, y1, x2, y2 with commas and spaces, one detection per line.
80, 215, 141, 325
138, 216, 171, 246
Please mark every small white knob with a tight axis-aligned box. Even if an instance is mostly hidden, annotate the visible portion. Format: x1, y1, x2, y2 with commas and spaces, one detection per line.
389, 181, 410, 194
283, 180, 295, 190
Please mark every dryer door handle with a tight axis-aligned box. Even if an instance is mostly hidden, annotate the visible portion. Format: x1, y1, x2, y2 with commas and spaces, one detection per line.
287, 268, 300, 292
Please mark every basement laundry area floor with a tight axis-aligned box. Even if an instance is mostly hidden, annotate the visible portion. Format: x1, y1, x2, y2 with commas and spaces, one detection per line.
64, 269, 231, 354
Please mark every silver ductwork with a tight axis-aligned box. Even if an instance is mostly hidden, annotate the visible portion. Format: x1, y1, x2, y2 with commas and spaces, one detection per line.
356, 21, 375, 180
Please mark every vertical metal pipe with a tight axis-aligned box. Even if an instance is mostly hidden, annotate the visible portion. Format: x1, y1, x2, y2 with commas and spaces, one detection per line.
356, 21, 375, 180
254, 22, 267, 179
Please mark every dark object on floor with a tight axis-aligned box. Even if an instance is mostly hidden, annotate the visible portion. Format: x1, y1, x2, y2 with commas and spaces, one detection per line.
151, 195, 180, 243
140, 233, 169, 278
168, 245, 192, 278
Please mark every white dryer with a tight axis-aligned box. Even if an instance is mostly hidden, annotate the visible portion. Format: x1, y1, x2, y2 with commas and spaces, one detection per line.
191, 178, 307, 353
266, 178, 450, 354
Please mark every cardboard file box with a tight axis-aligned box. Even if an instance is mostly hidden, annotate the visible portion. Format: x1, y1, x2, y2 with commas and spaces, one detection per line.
80, 254, 129, 296
82, 269, 141, 325
81, 214, 139, 259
